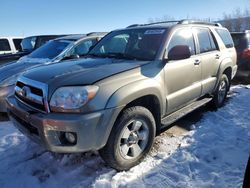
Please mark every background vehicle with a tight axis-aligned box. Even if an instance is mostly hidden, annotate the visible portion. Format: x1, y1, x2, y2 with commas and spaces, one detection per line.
231, 31, 250, 82
0, 32, 106, 113
6, 20, 237, 171
0, 35, 65, 66
0, 37, 23, 55
243, 156, 250, 188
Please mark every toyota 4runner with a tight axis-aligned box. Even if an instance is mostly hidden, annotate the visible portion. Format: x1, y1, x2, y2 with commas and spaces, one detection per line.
6, 20, 237, 171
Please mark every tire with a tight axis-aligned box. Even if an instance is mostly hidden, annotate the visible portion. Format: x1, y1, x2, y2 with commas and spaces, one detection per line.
211, 74, 229, 108
99, 106, 156, 171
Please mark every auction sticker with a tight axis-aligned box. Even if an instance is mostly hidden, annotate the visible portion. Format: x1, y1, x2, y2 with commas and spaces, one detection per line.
144, 29, 165, 35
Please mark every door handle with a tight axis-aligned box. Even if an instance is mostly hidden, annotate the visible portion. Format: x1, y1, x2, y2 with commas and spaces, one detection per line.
194, 59, 201, 65
215, 54, 220, 59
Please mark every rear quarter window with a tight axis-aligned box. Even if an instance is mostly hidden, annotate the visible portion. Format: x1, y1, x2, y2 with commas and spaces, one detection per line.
215, 28, 234, 48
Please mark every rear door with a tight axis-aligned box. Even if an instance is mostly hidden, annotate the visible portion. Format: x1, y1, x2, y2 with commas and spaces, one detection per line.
164, 27, 202, 114
193, 27, 221, 95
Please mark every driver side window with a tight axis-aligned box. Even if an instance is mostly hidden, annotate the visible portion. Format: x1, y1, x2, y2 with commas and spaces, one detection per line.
71, 39, 96, 56
167, 28, 196, 55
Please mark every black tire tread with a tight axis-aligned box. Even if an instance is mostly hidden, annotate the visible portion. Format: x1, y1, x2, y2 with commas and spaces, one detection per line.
211, 74, 229, 109
99, 106, 156, 171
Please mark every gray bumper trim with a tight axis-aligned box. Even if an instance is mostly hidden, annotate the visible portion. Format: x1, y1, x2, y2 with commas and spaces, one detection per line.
6, 95, 124, 153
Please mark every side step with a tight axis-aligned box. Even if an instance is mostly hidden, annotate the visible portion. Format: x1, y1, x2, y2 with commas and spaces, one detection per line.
161, 97, 212, 127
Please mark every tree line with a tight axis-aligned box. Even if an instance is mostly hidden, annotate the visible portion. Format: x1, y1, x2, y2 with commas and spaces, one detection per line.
148, 7, 250, 32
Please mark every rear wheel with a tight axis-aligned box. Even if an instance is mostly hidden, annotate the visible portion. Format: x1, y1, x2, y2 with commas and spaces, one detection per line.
211, 74, 229, 108
99, 106, 156, 171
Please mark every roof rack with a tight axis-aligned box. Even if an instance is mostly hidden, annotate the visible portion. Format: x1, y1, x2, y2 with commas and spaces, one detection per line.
127, 19, 222, 28
126, 20, 179, 28
86, 32, 107, 36
179, 19, 222, 27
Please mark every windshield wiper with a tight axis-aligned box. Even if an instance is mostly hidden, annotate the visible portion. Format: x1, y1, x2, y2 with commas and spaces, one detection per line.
86, 53, 104, 58
106, 52, 134, 59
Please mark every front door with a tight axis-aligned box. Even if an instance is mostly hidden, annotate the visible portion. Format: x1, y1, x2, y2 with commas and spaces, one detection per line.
164, 27, 202, 114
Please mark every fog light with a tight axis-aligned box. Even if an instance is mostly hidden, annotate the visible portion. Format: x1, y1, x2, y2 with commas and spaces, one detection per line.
65, 132, 76, 144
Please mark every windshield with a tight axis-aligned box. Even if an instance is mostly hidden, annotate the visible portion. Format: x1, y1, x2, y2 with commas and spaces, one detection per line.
21, 36, 37, 51
89, 28, 166, 61
28, 40, 71, 59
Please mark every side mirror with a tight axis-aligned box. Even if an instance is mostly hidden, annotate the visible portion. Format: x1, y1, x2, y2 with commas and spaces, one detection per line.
62, 54, 80, 61
166, 45, 191, 61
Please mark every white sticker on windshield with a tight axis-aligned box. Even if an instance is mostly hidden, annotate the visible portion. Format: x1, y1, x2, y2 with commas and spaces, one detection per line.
144, 29, 165, 35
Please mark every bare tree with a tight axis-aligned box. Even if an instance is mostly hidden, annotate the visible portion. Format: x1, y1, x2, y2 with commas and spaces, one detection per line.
221, 7, 250, 31
244, 8, 250, 17
147, 7, 250, 31
233, 8, 243, 31
222, 13, 233, 31
147, 15, 175, 23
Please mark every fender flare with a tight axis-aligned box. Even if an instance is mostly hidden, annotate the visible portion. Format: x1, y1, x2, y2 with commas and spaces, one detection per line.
105, 78, 165, 115
214, 57, 234, 92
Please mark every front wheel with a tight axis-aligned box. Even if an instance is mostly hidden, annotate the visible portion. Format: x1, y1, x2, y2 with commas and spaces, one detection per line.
211, 74, 229, 108
99, 106, 156, 171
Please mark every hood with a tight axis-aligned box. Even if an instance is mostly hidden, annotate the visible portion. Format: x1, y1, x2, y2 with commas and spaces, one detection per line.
23, 58, 151, 95
0, 57, 49, 82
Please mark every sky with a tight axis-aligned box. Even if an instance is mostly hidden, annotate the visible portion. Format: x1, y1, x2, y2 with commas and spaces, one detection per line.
1, 0, 249, 37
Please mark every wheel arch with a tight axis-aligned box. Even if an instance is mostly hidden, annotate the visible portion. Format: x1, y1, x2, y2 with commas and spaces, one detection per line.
214, 57, 233, 92
105, 79, 165, 134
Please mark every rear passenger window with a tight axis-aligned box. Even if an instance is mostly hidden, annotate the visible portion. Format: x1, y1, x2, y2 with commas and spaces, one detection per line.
167, 28, 196, 55
195, 28, 217, 53
0, 39, 11, 51
215, 28, 234, 48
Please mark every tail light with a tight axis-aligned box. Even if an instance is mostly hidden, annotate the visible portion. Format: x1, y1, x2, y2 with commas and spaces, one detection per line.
242, 48, 250, 58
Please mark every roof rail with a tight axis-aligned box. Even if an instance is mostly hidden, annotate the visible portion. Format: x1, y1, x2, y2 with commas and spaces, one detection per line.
127, 24, 143, 28
126, 19, 222, 29
179, 19, 222, 27
86, 32, 107, 36
126, 20, 179, 28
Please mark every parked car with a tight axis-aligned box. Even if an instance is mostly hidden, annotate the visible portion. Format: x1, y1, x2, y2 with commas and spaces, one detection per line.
231, 31, 250, 82
0, 35, 65, 66
243, 156, 250, 188
0, 37, 23, 55
6, 20, 237, 171
0, 32, 106, 112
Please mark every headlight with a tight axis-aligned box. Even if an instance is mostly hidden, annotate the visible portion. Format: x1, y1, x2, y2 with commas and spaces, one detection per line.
0, 74, 21, 87
50, 86, 99, 111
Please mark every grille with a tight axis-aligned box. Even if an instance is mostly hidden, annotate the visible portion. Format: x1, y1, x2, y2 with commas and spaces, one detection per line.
15, 77, 49, 113
16, 81, 43, 96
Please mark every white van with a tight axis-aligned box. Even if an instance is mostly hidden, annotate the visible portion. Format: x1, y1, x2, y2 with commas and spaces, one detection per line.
0, 37, 23, 55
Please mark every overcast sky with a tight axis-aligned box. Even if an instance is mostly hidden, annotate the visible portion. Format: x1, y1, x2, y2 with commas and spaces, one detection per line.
1, 0, 249, 37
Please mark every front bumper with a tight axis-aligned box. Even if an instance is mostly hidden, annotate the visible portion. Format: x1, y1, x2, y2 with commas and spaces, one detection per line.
6, 95, 123, 153
0, 85, 15, 112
